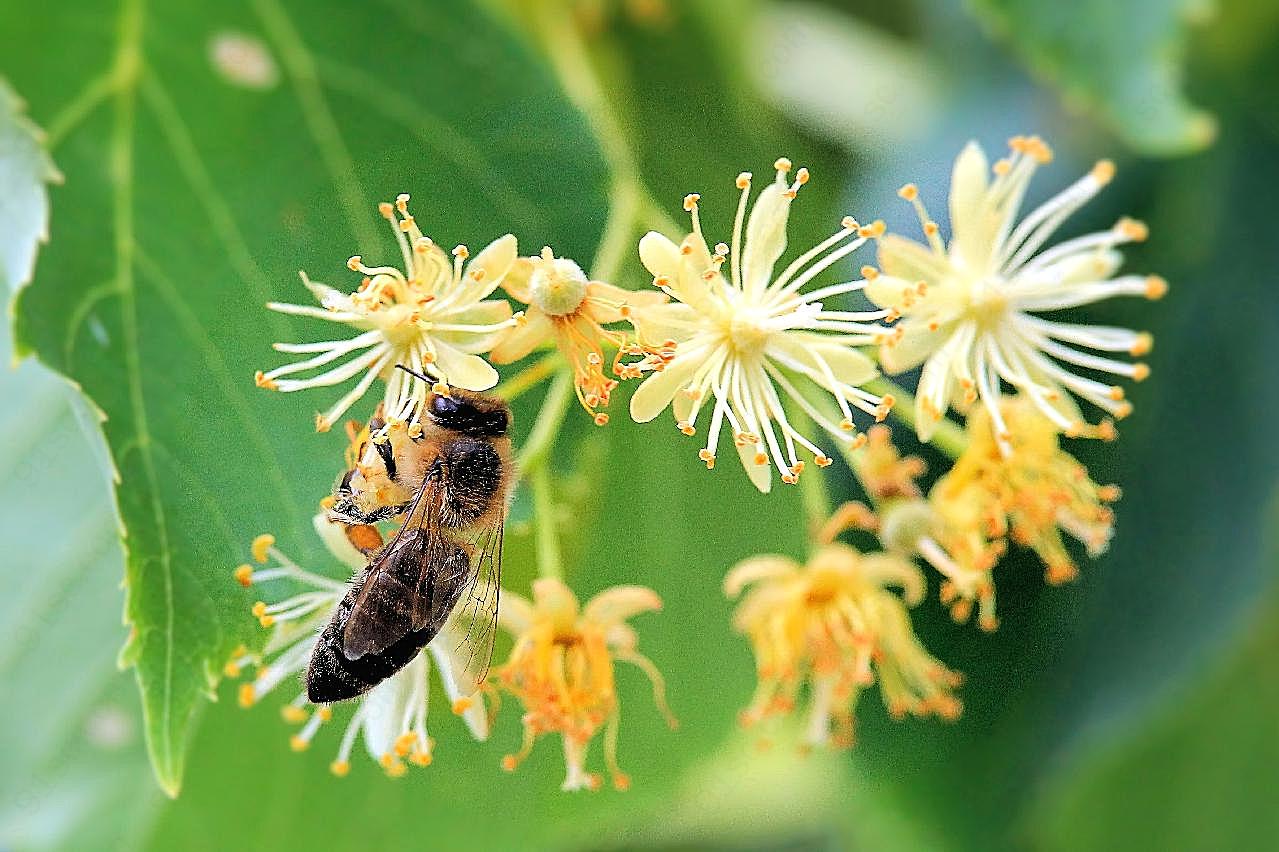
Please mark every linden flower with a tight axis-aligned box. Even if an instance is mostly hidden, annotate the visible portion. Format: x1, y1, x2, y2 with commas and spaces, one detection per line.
726, 541, 961, 748
492, 577, 676, 791
628, 159, 894, 493
489, 247, 666, 424
867, 136, 1164, 451
256, 194, 519, 431
926, 395, 1119, 621
229, 514, 489, 777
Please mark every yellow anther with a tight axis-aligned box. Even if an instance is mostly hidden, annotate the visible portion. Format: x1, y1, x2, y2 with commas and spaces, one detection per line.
251, 601, 268, 617
314, 414, 332, 433
1117, 217, 1149, 241
993, 158, 1012, 176
394, 732, 417, 757
238, 683, 256, 708
317, 707, 333, 722
795, 167, 810, 185
330, 760, 351, 777
251, 535, 275, 563
683, 193, 700, 211
378, 201, 394, 218
857, 220, 886, 238
452, 696, 474, 715
281, 705, 307, 724
753, 452, 768, 465
409, 750, 432, 767
840, 215, 858, 230
234, 564, 253, 587
452, 244, 469, 259
253, 370, 278, 390
1091, 159, 1116, 184
432, 382, 450, 396
678, 421, 695, 436
1145, 275, 1168, 299
736, 172, 752, 189
396, 193, 410, 212
258, 614, 276, 628
1132, 363, 1150, 382
897, 183, 918, 201
223, 661, 242, 678
346, 255, 361, 271
774, 157, 793, 172
814, 454, 832, 467
1108, 386, 1125, 401
698, 449, 715, 469
860, 265, 879, 280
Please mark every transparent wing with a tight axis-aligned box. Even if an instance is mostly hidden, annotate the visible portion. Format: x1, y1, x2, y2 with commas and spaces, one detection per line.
437, 520, 503, 697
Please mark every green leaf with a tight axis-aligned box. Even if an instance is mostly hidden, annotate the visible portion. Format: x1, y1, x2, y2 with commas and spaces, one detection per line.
0, 315, 158, 851
965, 0, 1217, 155
1028, 569, 1279, 848
4, 0, 607, 795
0, 77, 60, 296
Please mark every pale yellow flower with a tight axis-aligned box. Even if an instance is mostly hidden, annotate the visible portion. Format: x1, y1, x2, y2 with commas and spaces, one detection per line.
922, 395, 1119, 627
628, 159, 894, 492
256, 194, 518, 431
725, 541, 961, 749
867, 136, 1163, 451
489, 247, 666, 424
492, 577, 676, 791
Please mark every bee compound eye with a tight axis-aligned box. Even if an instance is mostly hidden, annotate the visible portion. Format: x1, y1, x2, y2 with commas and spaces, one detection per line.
430, 394, 460, 419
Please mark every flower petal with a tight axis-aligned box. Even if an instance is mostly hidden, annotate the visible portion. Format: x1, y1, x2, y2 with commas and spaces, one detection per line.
467, 234, 519, 298
723, 554, 799, 598
735, 439, 773, 493
584, 281, 667, 324
770, 333, 878, 388
489, 308, 553, 364
531, 576, 580, 626
582, 585, 662, 627
877, 235, 949, 283
881, 320, 943, 373
629, 353, 700, 423
949, 140, 990, 265
639, 231, 682, 281
742, 180, 791, 292
360, 661, 419, 761
433, 342, 499, 391
501, 256, 535, 303
498, 590, 536, 636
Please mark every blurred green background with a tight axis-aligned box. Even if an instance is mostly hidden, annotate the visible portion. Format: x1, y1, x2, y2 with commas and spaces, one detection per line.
2, 0, 1277, 849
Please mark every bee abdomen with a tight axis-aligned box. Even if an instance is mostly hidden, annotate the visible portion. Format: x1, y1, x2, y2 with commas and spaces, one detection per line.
305, 543, 469, 703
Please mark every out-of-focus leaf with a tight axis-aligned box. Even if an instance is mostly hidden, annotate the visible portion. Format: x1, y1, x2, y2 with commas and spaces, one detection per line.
748, 2, 941, 155
4, 0, 608, 795
0, 78, 60, 295
1028, 552, 1279, 849
965, 0, 1216, 155
0, 315, 157, 851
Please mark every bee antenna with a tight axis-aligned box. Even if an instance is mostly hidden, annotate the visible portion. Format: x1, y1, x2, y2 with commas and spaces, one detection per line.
394, 364, 433, 384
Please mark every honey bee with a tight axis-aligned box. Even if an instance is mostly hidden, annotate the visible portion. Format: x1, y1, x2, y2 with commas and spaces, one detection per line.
306, 369, 512, 704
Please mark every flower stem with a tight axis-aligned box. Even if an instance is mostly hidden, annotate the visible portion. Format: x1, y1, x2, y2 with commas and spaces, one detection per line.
494, 352, 561, 404
529, 464, 564, 581
865, 376, 968, 459
516, 369, 574, 474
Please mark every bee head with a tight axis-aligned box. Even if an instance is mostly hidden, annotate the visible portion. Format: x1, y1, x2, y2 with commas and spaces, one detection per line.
426, 390, 509, 438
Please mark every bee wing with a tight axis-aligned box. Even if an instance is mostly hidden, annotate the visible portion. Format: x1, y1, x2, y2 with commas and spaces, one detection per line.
437, 519, 503, 697
341, 476, 458, 661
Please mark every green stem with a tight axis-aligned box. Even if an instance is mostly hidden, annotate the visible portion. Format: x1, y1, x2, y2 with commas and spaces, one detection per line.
589, 177, 640, 282
865, 376, 969, 459
785, 401, 833, 534
494, 351, 560, 403
529, 464, 563, 581
516, 369, 574, 474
